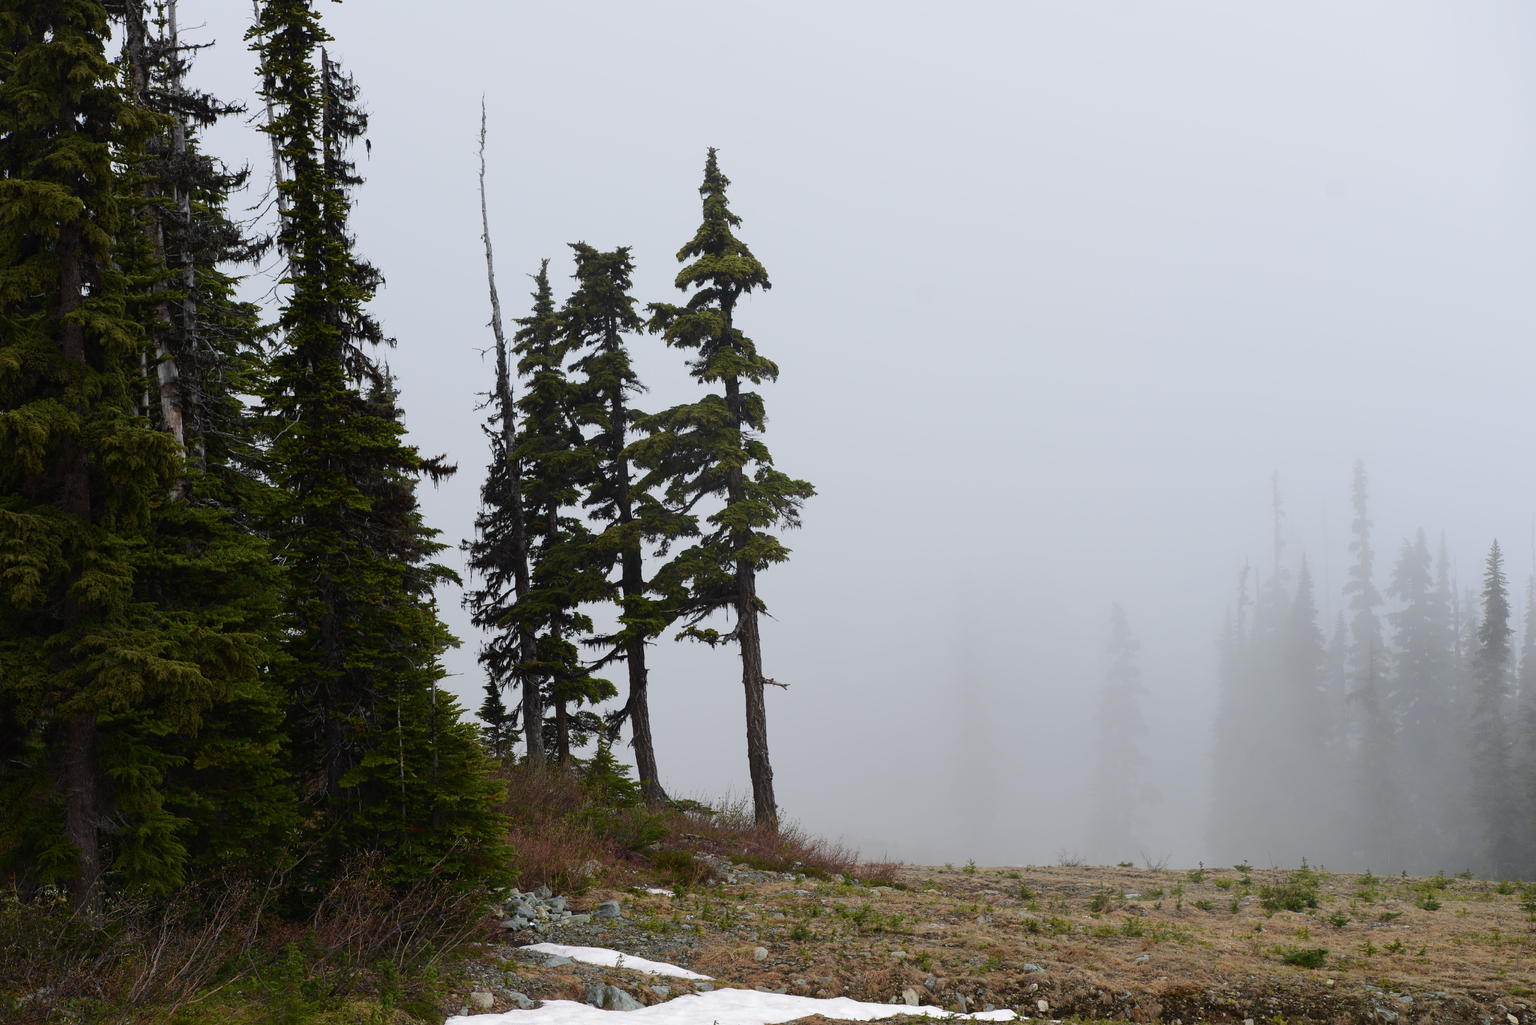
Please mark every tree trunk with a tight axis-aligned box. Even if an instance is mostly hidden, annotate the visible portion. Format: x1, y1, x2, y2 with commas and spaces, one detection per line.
609, 377, 666, 803
65, 714, 102, 918
122, 1, 189, 474
737, 563, 776, 829
477, 104, 543, 767
722, 363, 776, 830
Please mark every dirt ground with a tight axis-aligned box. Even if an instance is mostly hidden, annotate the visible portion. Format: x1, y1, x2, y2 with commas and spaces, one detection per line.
466, 860, 1536, 1025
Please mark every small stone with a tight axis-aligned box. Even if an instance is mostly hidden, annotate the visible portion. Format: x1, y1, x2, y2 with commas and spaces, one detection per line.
498, 919, 519, 930
902, 988, 920, 1006
1028, 983, 1038, 993
694, 982, 714, 993
577, 859, 603, 878
1134, 954, 1151, 964
753, 946, 769, 961
596, 900, 622, 919
1037, 999, 1050, 1014
649, 985, 671, 998
543, 954, 573, 967
506, 992, 536, 1010
468, 991, 495, 1011
1507, 1015, 1519, 1025
545, 896, 568, 913
1021, 963, 1045, 973
954, 996, 970, 1013
924, 975, 936, 988
565, 913, 592, 925
534, 885, 553, 899
889, 950, 908, 959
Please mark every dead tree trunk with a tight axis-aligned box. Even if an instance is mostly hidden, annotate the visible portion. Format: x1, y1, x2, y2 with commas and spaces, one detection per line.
478, 103, 543, 767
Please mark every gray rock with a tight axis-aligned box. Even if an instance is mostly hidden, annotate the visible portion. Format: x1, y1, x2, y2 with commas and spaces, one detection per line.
596, 900, 622, 919
586, 984, 643, 1011
1134, 954, 1151, 964
505, 991, 536, 1010
1021, 963, 1046, 973
753, 946, 769, 961
1036, 999, 1049, 1014
499, 918, 520, 930
564, 913, 592, 926
648, 985, 671, 998
545, 896, 568, 913
468, 991, 495, 1011
543, 954, 574, 967
901, 988, 920, 1006
534, 885, 553, 899
694, 982, 714, 992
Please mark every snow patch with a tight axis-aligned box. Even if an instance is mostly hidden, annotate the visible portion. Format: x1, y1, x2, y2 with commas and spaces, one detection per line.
519, 943, 711, 980
448, 987, 1020, 1025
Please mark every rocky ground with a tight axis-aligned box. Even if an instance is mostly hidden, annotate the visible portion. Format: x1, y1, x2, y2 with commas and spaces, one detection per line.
447, 858, 1536, 1025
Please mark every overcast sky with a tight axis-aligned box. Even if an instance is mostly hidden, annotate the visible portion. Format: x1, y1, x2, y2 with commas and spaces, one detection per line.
188, 1, 1536, 866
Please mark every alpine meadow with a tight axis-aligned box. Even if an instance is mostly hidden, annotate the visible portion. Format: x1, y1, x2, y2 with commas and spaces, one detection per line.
4, 2, 1536, 1024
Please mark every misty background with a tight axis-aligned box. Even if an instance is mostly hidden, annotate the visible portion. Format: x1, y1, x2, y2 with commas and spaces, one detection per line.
182, 1, 1536, 870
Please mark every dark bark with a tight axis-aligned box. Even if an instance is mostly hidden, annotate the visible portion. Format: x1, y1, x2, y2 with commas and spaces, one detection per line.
65, 714, 102, 918
723, 355, 776, 829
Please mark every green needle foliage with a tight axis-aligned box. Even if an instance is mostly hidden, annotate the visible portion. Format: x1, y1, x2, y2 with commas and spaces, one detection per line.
565, 242, 691, 802
639, 148, 814, 828
250, 0, 504, 886
514, 262, 612, 764
0, 0, 290, 914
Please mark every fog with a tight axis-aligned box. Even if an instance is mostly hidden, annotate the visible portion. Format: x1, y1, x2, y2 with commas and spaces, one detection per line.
187, 1, 1536, 873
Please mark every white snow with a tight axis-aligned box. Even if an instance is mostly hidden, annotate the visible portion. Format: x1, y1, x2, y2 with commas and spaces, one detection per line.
460, 943, 1028, 1025
519, 943, 712, 980
447, 987, 1020, 1025
639, 887, 672, 896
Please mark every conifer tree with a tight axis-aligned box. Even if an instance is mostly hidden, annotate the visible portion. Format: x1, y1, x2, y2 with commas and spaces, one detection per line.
1387, 529, 1457, 865
250, 0, 504, 883
564, 242, 688, 801
1342, 461, 1403, 867
113, 0, 295, 877
0, 0, 287, 913
1470, 540, 1516, 875
508, 261, 614, 764
639, 149, 815, 828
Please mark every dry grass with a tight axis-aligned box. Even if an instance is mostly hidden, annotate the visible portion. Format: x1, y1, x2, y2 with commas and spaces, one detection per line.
495, 764, 863, 891
554, 860, 1536, 1023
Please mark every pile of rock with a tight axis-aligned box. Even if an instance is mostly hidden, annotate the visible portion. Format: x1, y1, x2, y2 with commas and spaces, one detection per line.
497, 886, 623, 933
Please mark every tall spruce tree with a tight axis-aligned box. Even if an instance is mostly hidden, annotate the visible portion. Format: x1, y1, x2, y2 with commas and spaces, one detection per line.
1470, 540, 1516, 875
1343, 461, 1404, 867
114, 0, 295, 877
515, 260, 612, 765
639, 149, 814, 828
564, 242, 687, 801
0, 0, 288, 913
1386, 529, 1457, 866
250, 0, 503, 882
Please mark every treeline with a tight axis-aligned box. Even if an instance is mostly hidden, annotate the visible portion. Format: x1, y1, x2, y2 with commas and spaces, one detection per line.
0, 0, 810, 920
1206, 463, 1536, 877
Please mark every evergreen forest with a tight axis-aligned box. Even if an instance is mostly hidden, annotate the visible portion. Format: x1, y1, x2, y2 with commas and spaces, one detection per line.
0, 0, 810, 925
